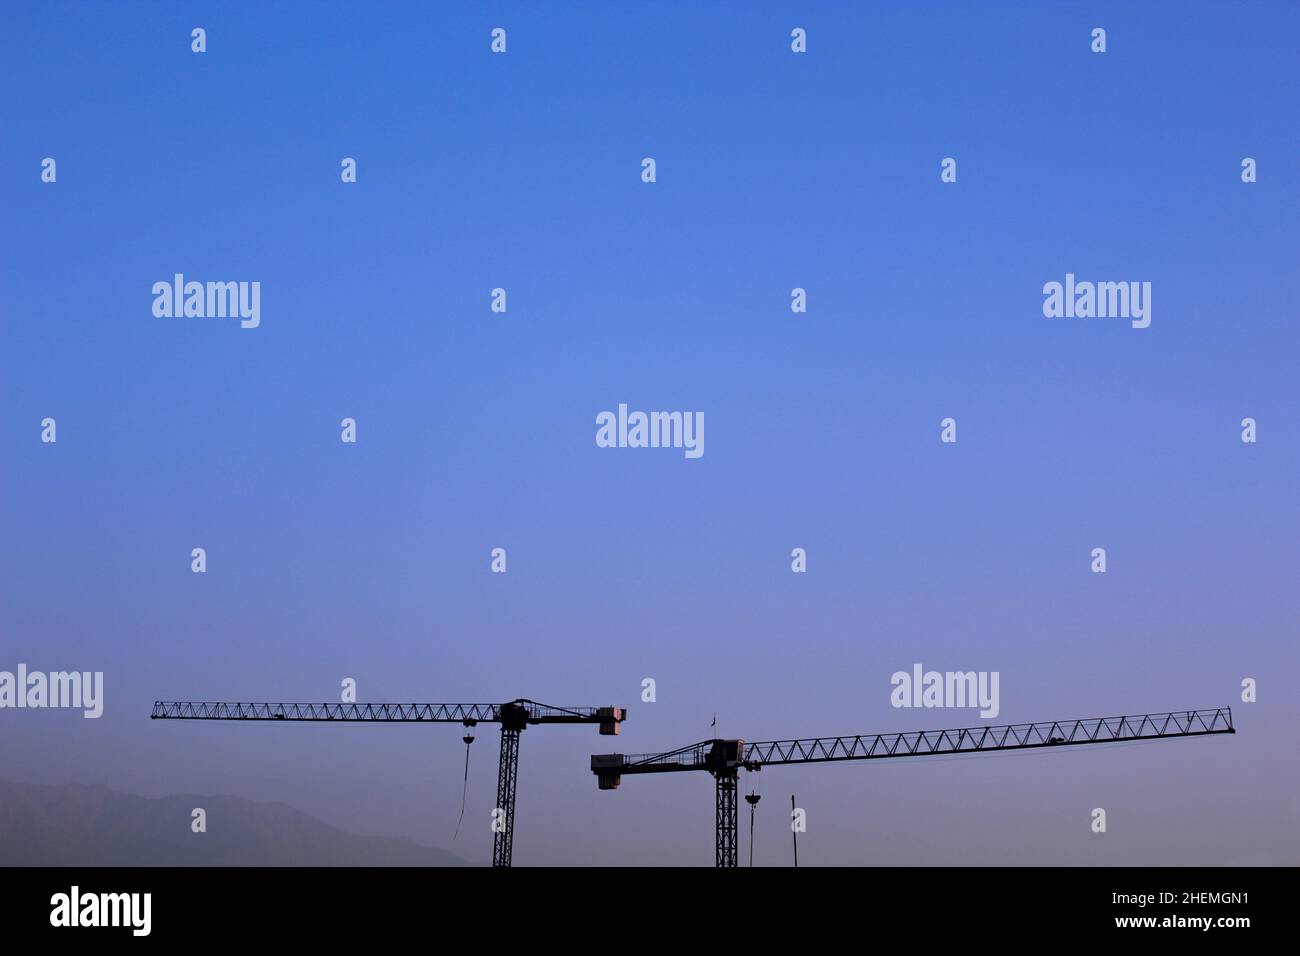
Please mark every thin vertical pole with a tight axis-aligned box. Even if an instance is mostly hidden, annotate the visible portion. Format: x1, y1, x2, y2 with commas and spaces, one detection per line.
791, 794, 798, 867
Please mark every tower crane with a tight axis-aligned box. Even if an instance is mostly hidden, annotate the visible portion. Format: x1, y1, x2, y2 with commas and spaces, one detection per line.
152, 697, 625, 867
591, 707, 1234, 866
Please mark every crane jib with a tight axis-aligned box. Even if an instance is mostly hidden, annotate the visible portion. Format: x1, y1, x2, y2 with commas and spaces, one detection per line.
151, 699, 625, 730
590, 708, 1234, 788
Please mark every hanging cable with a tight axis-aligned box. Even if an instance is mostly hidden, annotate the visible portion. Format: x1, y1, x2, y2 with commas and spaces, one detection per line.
453, 730, 475, 840
745, 790, 761, 866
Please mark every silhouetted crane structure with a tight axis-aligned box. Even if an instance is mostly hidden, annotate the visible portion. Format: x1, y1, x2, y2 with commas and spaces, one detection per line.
592, 707, 1235, 866
152, 698, 625, 867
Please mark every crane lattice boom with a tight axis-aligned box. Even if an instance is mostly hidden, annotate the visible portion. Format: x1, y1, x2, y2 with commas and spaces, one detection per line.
151, 699, 617, 725
601, 707, 1234, 777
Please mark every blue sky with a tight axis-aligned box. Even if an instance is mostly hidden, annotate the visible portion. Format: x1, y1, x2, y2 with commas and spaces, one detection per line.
1, 1, 1297, 865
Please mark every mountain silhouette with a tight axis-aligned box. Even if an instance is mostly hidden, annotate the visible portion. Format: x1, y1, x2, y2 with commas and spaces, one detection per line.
0, 779, 468, 866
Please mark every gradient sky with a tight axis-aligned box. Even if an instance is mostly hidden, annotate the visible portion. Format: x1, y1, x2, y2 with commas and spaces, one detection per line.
2, 1, 1297, 866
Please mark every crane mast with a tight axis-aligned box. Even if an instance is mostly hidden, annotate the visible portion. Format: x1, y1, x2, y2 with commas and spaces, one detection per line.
592, 707, 1235, 867
152, 697, 625, 867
